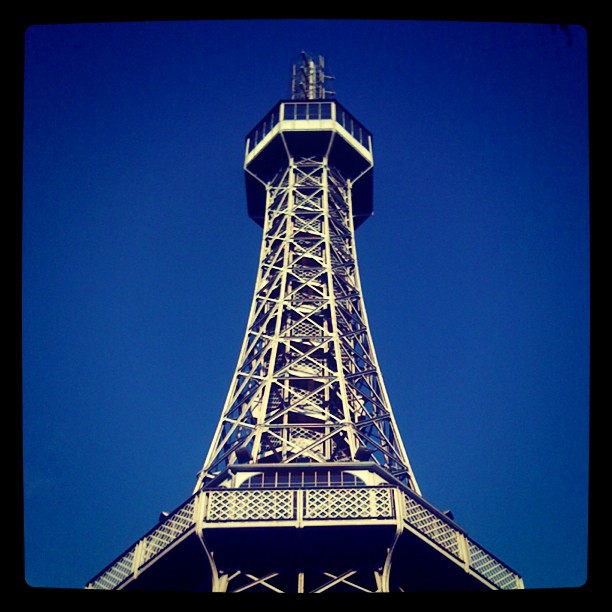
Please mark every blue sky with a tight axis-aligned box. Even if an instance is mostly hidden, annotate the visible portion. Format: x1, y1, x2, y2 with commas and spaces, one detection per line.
21, 18, 590, 592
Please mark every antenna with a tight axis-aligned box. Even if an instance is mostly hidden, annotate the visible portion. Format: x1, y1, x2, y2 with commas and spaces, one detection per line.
291, 51, 335, 100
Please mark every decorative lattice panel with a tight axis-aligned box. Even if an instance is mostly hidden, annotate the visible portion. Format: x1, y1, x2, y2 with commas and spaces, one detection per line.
403, 494, 462, 559
288, 426, 324, 446
207, 489, 295, 521
468, 540, 521, 590
89, 548, 135, 590
293, 319, 321, 336
304, 487, 393, 520
142, 499, 196, 563
402, 493, 522, 590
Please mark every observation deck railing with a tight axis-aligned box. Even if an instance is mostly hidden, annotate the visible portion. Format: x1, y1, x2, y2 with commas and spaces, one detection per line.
86, 478, 523, 591
246, 100, 372, 153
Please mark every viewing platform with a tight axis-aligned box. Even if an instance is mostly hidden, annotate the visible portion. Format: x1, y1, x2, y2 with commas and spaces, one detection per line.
86, 464, 523, 592
244, 99, 373, 228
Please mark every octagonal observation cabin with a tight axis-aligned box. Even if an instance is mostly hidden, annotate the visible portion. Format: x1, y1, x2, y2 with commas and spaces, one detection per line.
244, 97, 374, 229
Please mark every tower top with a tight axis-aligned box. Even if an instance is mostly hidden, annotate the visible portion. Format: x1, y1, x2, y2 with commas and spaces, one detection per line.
245, 53, 372, 228
291, 51, 335, 100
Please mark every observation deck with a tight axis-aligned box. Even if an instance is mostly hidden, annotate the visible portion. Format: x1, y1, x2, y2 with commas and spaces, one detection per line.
244, 99, 374, 228
86, 464, 523, 592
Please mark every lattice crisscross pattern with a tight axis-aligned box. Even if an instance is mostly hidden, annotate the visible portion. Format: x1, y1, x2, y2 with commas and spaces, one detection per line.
194, 156, 420, 494
142, 499, 196, 563
90, 548, 136, 590
207, 489, 295, 521
87, 482, 523, 591
403, 494, 462, 559
305, 487, 393, 520
468, 540, 521, 589
85, 59, 523, 593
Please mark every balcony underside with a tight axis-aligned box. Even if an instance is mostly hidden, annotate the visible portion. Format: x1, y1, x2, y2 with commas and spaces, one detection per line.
116, 520, 495, 592
245, 129, 373, 228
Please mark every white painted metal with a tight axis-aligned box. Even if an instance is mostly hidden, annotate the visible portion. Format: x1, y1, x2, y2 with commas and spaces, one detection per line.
291, 52, 334, 100
85, 53, 523, 593
86, 466, 524, 591
193, 153, 420, 495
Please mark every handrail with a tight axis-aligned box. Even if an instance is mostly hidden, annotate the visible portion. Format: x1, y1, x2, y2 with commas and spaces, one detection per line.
86, 483, 522, 591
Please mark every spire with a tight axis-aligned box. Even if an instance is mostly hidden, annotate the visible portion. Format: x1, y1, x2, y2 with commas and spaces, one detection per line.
291, 51, 335, 100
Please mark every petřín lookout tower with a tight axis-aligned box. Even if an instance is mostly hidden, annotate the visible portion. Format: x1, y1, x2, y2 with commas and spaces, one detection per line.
86, 52, 524, 593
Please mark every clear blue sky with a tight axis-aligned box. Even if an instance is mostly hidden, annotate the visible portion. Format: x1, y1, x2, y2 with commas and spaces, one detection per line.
21, 18, 590, 592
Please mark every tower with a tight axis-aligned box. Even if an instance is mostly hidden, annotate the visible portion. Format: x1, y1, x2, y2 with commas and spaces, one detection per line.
86, 53, 523, 593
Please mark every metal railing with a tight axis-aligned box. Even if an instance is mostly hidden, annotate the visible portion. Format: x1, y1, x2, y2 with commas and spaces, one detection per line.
86, 484, 522, 591
402, 492, 523, 589
246, 100, 372, 153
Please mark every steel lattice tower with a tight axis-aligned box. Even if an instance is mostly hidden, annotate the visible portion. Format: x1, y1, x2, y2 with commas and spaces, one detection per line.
86, 53, 524, 593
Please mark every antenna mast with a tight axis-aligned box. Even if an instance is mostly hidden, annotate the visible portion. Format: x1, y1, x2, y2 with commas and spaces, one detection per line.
291, 51, 335, 100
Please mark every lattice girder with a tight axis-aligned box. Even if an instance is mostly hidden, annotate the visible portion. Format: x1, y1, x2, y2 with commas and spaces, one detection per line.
194, 156, 419, 494
222, 567, 381, 593
85, 55, 525, 594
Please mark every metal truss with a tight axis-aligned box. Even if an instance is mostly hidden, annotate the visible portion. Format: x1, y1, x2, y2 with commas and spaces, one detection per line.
86, 54, 524, 593
194, 156, 420, 495
218, 567, 382, 594
87, 466, 524, 592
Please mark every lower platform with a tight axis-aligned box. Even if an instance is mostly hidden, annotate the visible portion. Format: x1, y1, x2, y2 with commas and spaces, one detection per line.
86, 464, 523, 592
